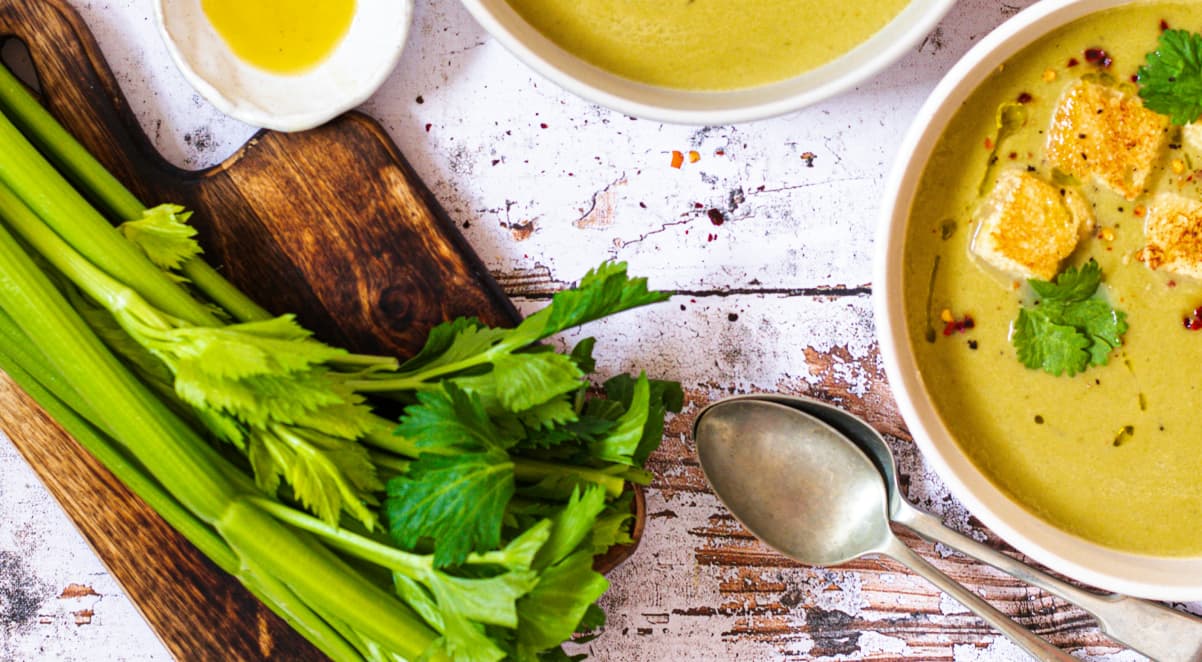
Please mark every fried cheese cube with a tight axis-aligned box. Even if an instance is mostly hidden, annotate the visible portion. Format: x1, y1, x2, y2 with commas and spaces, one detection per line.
1046, 79, 1169, 201
971, 169, 1095, 281
1142, 192, 1202, 280
1183, 122, 1202, 154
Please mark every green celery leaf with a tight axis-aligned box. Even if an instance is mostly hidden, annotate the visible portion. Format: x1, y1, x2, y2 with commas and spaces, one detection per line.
397, 317, 484, 372
493, 352, 585, 412
542, 262, 668, 338
576, 603, 607, 634
161, 315, 345, 379
1012, 309, 1091, 376
521, 415, 617, 449
506, 262, 667, 347
385, 449, 515, 567
589, 373, 650, 464
532, 485, 607, 570
117, 204, 201, 271
1138, 29, 1202, 125
248, 426, 381, 529
518, 397, 579, 431
396, 319, 510, 377
538, 648, 587, 662
583, 398, 626, 421
569, 337, 597, 373
468, 519, 551, 571
516, 550, 610, 657
392, 573, 445, 634
604, 373, 685, 413
397, 383, 516, 451
589, 492, 636, 555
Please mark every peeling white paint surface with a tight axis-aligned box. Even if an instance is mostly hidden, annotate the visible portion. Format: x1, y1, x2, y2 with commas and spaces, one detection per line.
2, 0, 1202, 660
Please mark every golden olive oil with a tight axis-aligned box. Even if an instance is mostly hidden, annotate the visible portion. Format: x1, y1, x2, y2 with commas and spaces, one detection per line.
202, 0, 356, 75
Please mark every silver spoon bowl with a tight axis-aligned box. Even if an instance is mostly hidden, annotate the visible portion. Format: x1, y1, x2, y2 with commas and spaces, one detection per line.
726, 392, 1202, 662
693, 398, 1074, 662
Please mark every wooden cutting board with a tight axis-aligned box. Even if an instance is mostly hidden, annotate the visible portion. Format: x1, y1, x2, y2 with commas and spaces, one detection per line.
0, 0, 626, 659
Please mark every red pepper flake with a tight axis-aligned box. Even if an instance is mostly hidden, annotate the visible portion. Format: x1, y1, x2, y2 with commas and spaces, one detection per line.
1084, 48, 1113, 69
693, 202, 704, 209
1131, 74, 1140, 83
941, 312, 976, 336
984, 137, 994, 150
714, 148, 726, 156
1016, 92, 1033, 104
1067, 57, 1080, 67
1183, 306, 1202, 330
670, 150, 684, 169
1160, 18, 1170, 31
800, 151, 817, 167
639, 201, 647, 209
424, 123, 432, 132
707, 208, 726, 226
539, 122, 549, 129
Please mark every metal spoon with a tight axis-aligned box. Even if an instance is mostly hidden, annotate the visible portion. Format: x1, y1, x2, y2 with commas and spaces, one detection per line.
729, 392, 1202, 662
693, 398, 1075, 662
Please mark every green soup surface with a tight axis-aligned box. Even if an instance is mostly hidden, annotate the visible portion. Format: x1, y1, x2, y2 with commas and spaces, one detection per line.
906, 2, 1202, 556
504, 0, 910, 90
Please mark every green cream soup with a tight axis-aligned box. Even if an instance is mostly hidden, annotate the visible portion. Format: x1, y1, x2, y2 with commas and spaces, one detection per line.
906, 3, 1202, 556
504, 0, 909, 90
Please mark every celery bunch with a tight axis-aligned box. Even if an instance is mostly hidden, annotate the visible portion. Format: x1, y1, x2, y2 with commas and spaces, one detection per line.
0, 63, 679, 662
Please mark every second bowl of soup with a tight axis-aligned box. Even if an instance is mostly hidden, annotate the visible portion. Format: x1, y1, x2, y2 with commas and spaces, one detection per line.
878, 0, 1202, 599
459, 0, 955, 124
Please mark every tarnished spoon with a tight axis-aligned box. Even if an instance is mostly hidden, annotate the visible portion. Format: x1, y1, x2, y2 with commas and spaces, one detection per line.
693, 398, 1075, 662
728, 392, 1202, 662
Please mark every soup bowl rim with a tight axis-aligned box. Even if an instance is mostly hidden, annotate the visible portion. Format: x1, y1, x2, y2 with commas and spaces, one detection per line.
457, 0, 958, 125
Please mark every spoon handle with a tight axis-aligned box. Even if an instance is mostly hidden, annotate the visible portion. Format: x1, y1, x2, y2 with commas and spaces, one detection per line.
881, 534, 1076, 662
896, 504, 1202, 662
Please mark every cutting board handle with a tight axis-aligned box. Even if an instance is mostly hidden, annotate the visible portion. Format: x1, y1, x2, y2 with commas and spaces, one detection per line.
0, 0, 182, 202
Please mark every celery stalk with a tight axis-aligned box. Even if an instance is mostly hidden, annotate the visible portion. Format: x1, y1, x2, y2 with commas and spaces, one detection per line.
0, 64, 269, 324
0, 325, 381, 662
0, 204, 442, 660
0, 107, 218, 326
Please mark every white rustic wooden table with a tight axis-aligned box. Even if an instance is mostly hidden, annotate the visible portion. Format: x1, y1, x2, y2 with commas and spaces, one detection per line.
2, 1, 1199, 660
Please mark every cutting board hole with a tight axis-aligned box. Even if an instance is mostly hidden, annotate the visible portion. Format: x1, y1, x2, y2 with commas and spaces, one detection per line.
1, 38, 41, 94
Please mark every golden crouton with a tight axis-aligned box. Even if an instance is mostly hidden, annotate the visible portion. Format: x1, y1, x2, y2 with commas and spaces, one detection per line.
1142, 192, 1202, 280
971, 169, 1095, 281
1046, 79, 1169, 201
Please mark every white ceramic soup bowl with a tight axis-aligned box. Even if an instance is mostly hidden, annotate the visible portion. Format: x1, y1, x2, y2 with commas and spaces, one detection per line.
876, 0, 1202, 601
458, 0, 956, 125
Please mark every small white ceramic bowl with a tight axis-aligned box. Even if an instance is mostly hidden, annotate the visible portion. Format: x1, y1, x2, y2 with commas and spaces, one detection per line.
459, 0, 956, 125
154, 0, 413, 132
876, 0, 1202, 600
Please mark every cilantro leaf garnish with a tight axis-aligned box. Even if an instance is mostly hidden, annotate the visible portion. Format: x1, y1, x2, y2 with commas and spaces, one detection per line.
1138, 29, 1202, 125
1011, 260, 1128, 376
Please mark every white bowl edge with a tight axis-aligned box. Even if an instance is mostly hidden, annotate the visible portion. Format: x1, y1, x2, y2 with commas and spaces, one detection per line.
459, 0, 956, 125
875, 0, 1202, 601
154, 0, 414, 132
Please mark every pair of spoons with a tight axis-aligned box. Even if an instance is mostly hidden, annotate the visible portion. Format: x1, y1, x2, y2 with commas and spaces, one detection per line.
693, 395, 1202, 661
